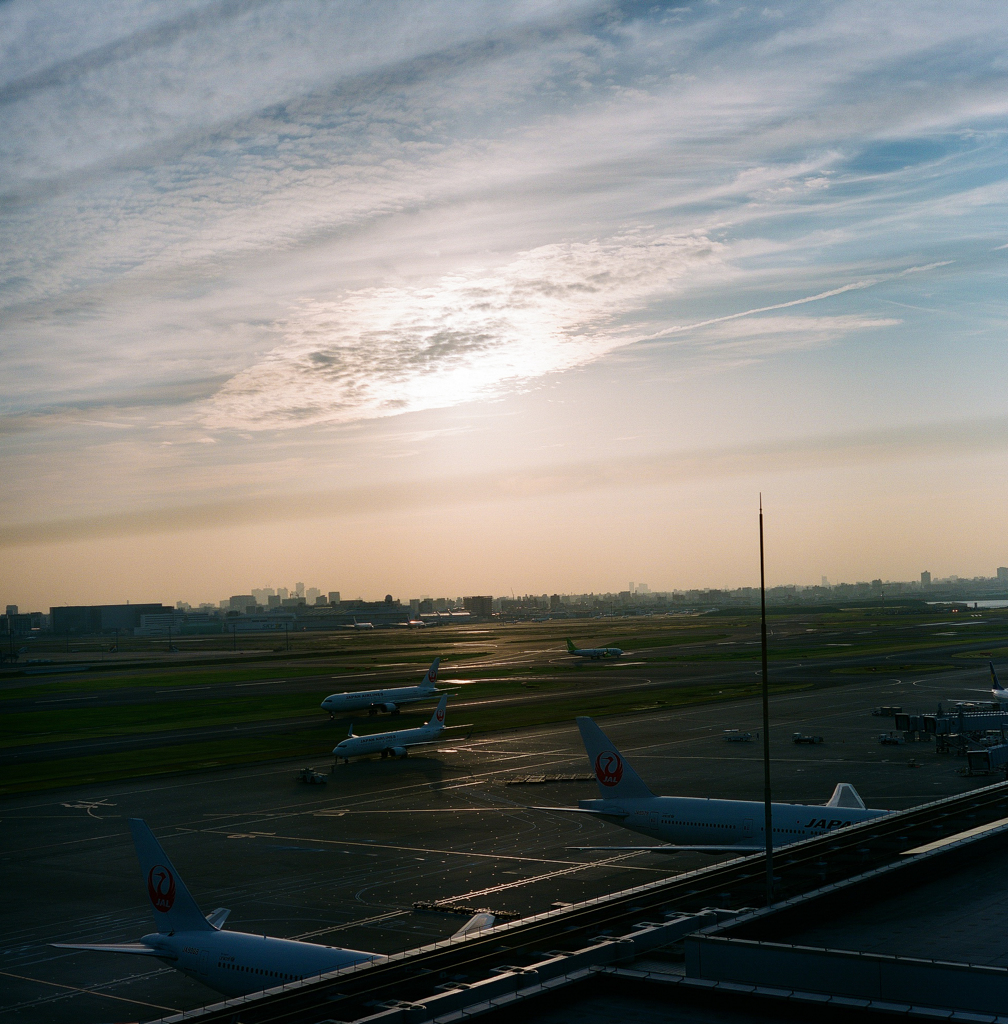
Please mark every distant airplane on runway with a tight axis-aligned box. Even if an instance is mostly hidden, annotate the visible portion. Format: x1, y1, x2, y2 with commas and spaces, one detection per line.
53, 819, 380, 996
322, 657, 442, 717
334, 694, 448, 762
538, 717, 885, 853
566, 638, 623, 659
351, 617, 374, 630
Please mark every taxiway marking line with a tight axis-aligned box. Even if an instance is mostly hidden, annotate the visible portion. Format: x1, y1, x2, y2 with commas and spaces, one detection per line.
214, 828, 615, 868
0, 968, 180, 1012
293, 910, 409, 940
444, 849, 650, 903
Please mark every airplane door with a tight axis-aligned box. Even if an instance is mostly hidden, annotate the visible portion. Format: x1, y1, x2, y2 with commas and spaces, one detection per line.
743, 818, 753, 838
198, 950, 210, 976
648, 812, 658, 831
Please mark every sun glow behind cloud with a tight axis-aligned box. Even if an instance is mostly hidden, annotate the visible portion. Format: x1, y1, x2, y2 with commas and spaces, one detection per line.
207, 233, 726, 428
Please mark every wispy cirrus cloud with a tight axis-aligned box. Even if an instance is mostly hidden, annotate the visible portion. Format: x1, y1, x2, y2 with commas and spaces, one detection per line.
206, 232, 725, 429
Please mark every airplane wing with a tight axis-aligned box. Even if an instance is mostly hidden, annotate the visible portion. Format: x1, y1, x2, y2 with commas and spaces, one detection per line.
532, 805, 629, 819
52, 942, 174, 958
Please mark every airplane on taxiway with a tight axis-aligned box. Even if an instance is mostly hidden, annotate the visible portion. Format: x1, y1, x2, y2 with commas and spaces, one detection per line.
350, 617, 374, 630
566, 638, 623, 659
982, 662, 1008, 704
53, 819, 380, 996
54, 819, 493, 997
322, 657, 442, 717
334, 694, 448, 762
539, 717, 886, 852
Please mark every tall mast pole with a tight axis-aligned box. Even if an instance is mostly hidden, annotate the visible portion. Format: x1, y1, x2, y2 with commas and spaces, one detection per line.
760, 495, 773, 905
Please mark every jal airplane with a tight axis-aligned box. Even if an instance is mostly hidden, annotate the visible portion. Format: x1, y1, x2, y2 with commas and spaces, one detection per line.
322, 657, 442, 717
566, 638, 624, 660
334, 694, 448, 761
53, 819, 381, 997
544, 717, 886, 852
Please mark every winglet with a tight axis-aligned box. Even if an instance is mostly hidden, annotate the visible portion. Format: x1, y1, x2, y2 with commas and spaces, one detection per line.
992, 662, 1004, 693
428, 694, 448, 728
826, 783, 865, 810
575, 717, 654, 799
128, 819, 211, 934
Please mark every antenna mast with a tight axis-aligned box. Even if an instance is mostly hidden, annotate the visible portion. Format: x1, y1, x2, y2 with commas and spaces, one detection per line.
760, 495, 773, 905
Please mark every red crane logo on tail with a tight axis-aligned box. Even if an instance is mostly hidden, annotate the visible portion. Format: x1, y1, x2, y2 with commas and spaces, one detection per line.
595, 750, 623, 787
436, 705, 445, 723
147, 865, 176, 913
428, 666, 438, 684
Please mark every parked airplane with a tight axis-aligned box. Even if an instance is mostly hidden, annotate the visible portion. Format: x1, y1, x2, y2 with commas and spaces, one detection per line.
976, 662, 1008, 704
543, 717, 886, 852
321, 658, 442, 717
566, 638, 623, 660
53, 819, 381, 997
334, 694, 448, 761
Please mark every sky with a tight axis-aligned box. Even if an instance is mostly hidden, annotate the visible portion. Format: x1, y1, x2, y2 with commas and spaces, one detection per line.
3, 0, 1008, 610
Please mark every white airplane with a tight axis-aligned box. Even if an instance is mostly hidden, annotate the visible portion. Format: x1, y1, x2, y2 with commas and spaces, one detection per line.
322, 657, 442, 717
351, 617, 374, 630
52, 819, 380, 997
543, 717, 886, 852
566, 638, 623, 660
334, 694, 448, 762
970, 662, 1008, 704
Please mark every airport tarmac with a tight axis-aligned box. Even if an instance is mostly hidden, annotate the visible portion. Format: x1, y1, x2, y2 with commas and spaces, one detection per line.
0, 665, 993, 1024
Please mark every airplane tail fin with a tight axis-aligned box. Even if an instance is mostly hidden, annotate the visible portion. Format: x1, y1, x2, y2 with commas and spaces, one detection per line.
575, 717, 654, 799
422, 657, 440, 688
566, 639, 577, 654
128, 819, 211, 934
825, 783, 865, 810
992, 662, 1004, 693
428, 694, 448, 729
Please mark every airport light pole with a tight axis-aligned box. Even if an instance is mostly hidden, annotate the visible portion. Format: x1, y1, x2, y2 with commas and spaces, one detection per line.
760, 496, 774, 906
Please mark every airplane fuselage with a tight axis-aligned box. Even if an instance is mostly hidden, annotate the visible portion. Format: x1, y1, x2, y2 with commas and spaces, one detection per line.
139, 927, 378, 997
580, 794, 886, 848
573, 647, 623, 659
321, 684, 438, 716
334, 722, 443, 760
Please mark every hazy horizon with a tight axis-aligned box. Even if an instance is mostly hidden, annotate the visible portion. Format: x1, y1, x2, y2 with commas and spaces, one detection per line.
5, 2, 1008, 610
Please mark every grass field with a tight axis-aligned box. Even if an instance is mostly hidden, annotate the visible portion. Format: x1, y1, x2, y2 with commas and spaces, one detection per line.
3, 608, 1007, 795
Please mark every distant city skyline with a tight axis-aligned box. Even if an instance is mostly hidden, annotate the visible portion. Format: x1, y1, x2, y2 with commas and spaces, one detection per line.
4, 4, 1008, 613
7, 565, 1008, 617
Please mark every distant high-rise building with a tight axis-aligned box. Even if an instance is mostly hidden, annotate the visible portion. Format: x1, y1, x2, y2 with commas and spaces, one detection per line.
629, 581, 635, 594
550, 594, 561, 611
229, 595, 255, 612
328, 591, 341, 605
295, 582, 305, 598
464, 596, 493, 618
306, 587, 320, 605
821, 576, 829, 588
999, 567, 1008, 584
267, 594, 281, 609
5, 605, 17, 617
277, 587, 289, 600
921, 571, 931, 587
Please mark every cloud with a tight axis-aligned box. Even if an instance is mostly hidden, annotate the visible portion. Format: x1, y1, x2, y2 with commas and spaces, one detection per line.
204, 232, 725, 429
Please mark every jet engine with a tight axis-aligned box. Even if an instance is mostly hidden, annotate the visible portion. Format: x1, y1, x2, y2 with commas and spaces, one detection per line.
390, 746, 408, 759
382, 703, 398, 714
